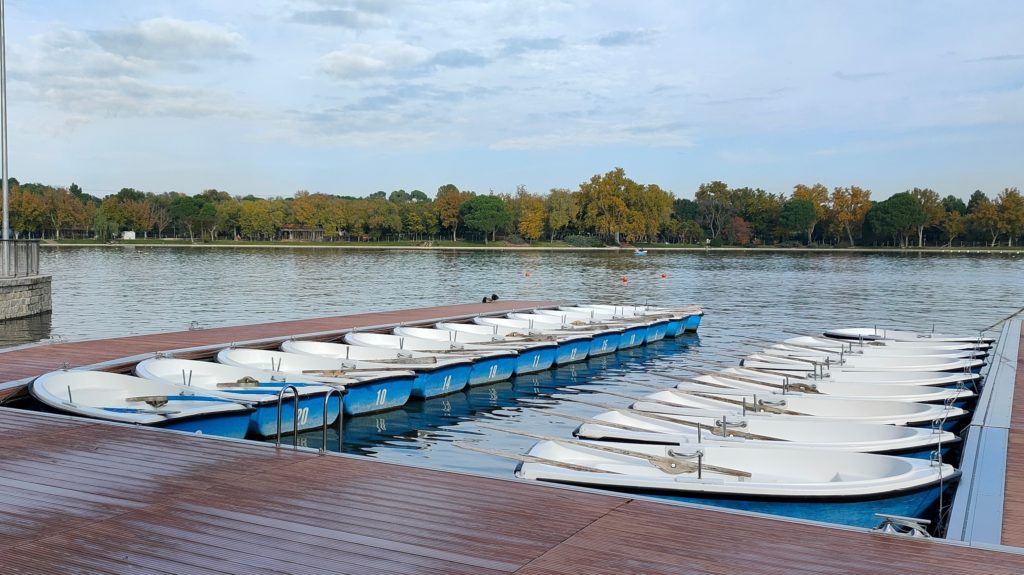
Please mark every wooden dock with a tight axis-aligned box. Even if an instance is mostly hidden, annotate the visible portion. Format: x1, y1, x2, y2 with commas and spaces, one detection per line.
2, 303, 1024, 573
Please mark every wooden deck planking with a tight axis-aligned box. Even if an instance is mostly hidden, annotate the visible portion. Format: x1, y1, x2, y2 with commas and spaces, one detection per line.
1, 407, 1023, 574
1001, 333, 1024, 547
0, 300, 554, 401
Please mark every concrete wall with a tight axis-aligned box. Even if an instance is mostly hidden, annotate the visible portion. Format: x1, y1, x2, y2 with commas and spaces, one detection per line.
0, 275, 52, 321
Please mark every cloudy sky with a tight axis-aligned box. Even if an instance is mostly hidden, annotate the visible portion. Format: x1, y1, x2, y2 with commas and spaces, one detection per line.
5, 1, 1023, 200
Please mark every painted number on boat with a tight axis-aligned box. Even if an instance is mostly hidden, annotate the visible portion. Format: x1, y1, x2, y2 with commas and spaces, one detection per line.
375, 388, 388, 406
601, 340, 608, 351
569, 348, 577, 360
629, 334, 636, 345
442, 374, 452, 391
488, 365, 498, 379
532, 354, 541, 368
296, 407, 310, 426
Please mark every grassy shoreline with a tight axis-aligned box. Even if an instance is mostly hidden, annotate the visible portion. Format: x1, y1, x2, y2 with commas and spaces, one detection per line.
36, 239, 1024, 253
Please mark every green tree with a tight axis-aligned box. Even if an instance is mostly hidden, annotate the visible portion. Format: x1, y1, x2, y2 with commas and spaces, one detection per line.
996, 187, 1024, 246
791, 183, 829, 243
460, 195, 512, 243
942, 195, 967, 215
779, 199, 817, 243
578, 168, 633, 244
865, 192, 926, 248
694, 181, 732, 239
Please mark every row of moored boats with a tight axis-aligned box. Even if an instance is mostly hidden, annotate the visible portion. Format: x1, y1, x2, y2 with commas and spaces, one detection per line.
30, 304, 702, 440
511, 326, 991, 529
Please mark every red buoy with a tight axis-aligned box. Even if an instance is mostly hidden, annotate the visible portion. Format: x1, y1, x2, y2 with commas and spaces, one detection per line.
524, 271, 530, 277
622, 275, 628, 283
661, 273, 667, 278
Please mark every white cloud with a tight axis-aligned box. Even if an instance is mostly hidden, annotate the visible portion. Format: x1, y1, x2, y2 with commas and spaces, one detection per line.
319, 42, 429, 79
90, 17, 248, 63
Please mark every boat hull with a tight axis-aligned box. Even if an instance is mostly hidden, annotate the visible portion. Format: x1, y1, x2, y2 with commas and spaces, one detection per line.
156, 410, 252, 439
644, 320, 669, 344
409, 363, 472, 399
525, 469, 956, 529
683, 314, 702, 333
587, 332, 620, 357
468, 355, 518, 386
243, 391, 343, 437
513, 346, 557, 375
664, 319, 685, 338
343, 375, 415, 415
554, 339, 592, 365
618, 326, 647, 349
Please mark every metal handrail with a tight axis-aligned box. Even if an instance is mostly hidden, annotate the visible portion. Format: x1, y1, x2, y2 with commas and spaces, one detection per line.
275, 385, 300, 448
0, 239, 40, 277
321, 386, 347, 454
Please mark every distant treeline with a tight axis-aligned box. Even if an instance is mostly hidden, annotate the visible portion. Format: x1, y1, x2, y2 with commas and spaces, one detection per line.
5, 168, 1024, 247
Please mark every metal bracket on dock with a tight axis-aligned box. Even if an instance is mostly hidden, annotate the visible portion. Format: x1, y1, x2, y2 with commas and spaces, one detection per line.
275, 385, 300, 449
873, 513, 932, 538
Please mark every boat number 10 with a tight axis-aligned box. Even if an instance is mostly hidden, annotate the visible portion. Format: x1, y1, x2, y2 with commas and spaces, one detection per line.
375, 388, 388, 406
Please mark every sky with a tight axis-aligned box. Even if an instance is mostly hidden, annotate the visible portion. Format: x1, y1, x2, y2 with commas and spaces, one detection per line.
4, 0, 1023, 200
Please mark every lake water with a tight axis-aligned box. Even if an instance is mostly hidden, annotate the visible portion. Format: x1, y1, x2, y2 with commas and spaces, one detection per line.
5, 246, 1023, 525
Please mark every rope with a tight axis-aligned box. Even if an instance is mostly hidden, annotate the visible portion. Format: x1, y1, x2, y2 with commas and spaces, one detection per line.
981, 304, 1024, 332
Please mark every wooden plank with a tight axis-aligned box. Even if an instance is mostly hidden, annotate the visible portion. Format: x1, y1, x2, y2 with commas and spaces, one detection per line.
0, 406, 1022, 574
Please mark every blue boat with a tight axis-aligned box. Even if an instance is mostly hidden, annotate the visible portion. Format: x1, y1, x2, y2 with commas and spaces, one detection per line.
31, 370, 253, 439
510, 342, 558, 375
341, 372, 416, 415
618, 325, 648, 349
683, 312, 703, 333
643, 319, 670, 344
467, 351, 519, 386
518, 440, 960, 530
663, 318, 686, 337
586, 329, 621, 357
553, 335, 592, 365
136, 356, 351, 437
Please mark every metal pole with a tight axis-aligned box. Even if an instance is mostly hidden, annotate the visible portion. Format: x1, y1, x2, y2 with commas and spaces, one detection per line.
0, 0, 8, 247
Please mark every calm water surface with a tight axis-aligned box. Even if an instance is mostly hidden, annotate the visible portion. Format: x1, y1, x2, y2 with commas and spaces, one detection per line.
5, 247, 1023, 520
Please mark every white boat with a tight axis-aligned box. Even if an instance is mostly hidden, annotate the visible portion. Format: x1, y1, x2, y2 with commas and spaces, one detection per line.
574, 409, 958, 457
633, 249, 647, 256
823, 327, 994, 344
344, 331, 525, 383
393, 325, 589, 367
742, 352, 983, 373
733, 365, 980, 387
213, 348, 419, 415
134, 357, 342, 437
631, 388, 965, 428
517, 440, 958, 528
31, 369, 253, 438
783, 335, 989, 353
766, 342, 984, 360
688, 371, 974, 404
280, 339, 474, 399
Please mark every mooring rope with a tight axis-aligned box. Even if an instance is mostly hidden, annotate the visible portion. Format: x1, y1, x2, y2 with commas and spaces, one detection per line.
981, 304, 1024, 332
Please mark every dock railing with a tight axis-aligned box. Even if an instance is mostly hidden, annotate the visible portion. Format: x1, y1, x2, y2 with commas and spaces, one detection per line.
0, 239, 40, 277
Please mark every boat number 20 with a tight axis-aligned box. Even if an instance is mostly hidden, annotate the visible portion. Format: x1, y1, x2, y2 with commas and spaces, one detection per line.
295, 407, 309, 425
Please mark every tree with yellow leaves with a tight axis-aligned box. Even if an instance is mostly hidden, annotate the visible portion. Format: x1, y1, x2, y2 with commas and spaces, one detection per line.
828, 186, 872, 246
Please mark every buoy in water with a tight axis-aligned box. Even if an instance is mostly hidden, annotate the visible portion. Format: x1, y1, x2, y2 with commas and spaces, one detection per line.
622, 275, 628, 283
524, 271, 530, 277
661, 273, 667, 278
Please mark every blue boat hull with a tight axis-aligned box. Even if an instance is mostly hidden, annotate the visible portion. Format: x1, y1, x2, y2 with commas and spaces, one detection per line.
587, 332, 620, 357
554, 339, 591, 365
513, 346, 557, 375
159, 411, 252, 439
644, 321, 669, 344
248, 393, 342, 437
410, 364, 472, 399
468, 355, 518, 386
618, 326, 647, 349
535, 478, 955, 529
683, 314, 702, 333
664, 319, 685, 338
343, 375, 415, 415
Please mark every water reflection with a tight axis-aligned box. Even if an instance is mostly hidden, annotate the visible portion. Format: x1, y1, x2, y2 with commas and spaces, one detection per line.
0, 313, 51, 348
